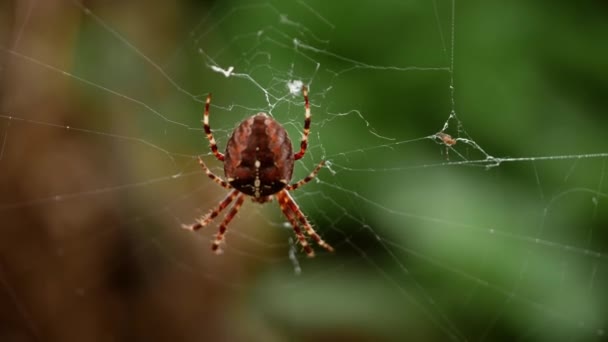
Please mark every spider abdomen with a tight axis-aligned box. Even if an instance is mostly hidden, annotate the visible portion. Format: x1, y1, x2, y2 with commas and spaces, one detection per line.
224, 113, 294, 198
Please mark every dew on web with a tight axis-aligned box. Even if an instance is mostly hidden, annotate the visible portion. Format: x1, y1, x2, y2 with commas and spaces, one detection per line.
0, 0, 607, 340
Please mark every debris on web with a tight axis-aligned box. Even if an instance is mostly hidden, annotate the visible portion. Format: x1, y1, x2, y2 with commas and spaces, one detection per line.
211, 65, 235, 78
287, 80, 304, 95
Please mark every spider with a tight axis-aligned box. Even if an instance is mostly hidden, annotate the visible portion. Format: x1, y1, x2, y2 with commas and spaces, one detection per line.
436, 132, 457, 146
183, 86, 334, 257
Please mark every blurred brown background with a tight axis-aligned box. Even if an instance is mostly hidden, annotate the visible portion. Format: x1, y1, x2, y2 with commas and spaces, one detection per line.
0, 1, 243, 341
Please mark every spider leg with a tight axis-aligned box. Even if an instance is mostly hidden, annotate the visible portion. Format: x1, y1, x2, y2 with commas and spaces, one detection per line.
212, 193, 246, 253
203, 93, 225, 161
198, 156, 231, 189
294, 86, 311, 160
280, 190, 334, 253
182, 189, 240, 231
277, 191, 314, 257
279, 190, 334, 255
286, 160, 324, 191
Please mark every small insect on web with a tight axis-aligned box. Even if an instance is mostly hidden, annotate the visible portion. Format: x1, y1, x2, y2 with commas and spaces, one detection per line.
183, 86, 334, 257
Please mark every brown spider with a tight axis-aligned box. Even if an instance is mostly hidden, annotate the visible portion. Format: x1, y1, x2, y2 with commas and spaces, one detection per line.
436, 132, 457, 146
183, 86, 334, 257
434, 132, 458, 160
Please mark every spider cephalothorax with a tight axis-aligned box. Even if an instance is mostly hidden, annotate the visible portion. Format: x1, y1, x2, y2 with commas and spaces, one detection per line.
184, 86, 333, 257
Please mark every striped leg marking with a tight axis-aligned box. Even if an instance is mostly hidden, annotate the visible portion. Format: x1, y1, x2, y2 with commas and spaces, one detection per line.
198, 156, 231, 189
278, 191, 314, 257
286, 160, 324, 191
182, 189, 240, 231
211, 194, 246, 254
294, 86, 311, 160
279, 190, 334, 253
203, 93, 225, 162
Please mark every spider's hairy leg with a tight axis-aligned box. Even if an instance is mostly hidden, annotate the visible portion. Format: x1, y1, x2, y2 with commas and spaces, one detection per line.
279, 190, 334, 253
182, 189, 240, 231
198, 156, 231, 189
286, 160, 324, 191
212, 194, 246, 254
294, 86, 311, 161
203, 93, 225, 162
278, 191, 314, 257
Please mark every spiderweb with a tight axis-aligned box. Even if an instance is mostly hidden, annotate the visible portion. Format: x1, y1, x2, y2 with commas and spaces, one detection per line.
1, 0, 607, 341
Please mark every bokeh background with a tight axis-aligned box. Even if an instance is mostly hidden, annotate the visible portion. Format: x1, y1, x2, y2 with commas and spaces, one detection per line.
1, 0, 607, 341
